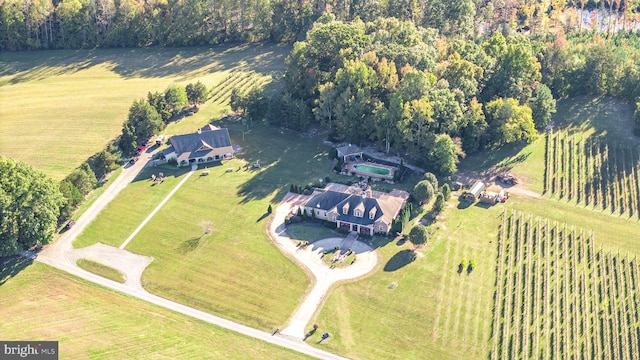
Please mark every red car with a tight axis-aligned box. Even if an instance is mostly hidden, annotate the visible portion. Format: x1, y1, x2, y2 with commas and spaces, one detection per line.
136, 144, 147, 154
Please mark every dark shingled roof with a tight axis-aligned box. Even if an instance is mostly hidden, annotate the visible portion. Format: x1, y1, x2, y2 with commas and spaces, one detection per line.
335, 196, 383, 226
336, 144, 361, 157
304, 190, 350, 211
169, 128, 233, 162
304, 183, 409, 230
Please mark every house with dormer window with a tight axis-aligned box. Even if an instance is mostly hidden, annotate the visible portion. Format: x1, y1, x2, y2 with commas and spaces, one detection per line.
302, 183, 409, 235
165, 125, 234, 167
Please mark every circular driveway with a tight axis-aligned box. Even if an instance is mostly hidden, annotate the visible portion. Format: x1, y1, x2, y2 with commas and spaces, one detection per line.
269, 193, 379, 338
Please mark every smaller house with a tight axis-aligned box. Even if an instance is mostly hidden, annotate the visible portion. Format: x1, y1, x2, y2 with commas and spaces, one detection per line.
336, 144, 363, 162
463, 181, 486, 202
165, 125, 233, 167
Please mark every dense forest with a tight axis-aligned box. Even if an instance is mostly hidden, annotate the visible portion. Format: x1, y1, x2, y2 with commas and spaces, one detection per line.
2, 0, 640, 50
230, 16, 640, 173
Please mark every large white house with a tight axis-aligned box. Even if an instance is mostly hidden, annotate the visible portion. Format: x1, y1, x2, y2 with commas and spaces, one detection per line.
165, 125, 233, 167
302, 183, 409, 235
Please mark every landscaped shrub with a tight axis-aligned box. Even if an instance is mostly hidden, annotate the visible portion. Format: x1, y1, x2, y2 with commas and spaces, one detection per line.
391, 219, 403, 234
324, 176, 331, 183
286, 215, 302, 224
413, 180, 434, 205
267, 204, 272, 213
458, 259, 467, 274
423, 172, 438, 191
433, 193, 445, 213
441, 183, 451, 200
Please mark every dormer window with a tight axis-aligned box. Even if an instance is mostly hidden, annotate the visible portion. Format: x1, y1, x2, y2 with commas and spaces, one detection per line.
354, 210, 361, 217
343, 204, 349, 214
369, 207, 377, 220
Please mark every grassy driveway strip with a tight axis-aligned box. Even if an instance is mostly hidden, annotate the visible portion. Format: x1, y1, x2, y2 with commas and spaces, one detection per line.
73, 166, 190, 249
119, 168, 195, 249
76, 259, 126, 283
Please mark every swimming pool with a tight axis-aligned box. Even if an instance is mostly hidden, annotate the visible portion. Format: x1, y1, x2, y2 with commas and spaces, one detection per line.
353, 164, 391, 176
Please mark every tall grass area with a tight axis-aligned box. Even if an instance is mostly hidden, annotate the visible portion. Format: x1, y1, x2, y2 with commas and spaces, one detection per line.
0, 43, 290, 180
0, 262, 312, 360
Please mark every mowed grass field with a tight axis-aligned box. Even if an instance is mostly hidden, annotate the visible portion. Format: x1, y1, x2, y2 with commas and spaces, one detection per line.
0, 43, 290, 180
313, 196, 501, 359
0, 262, 312, 360
74, 120, 343, 331
310, 96, 640, 359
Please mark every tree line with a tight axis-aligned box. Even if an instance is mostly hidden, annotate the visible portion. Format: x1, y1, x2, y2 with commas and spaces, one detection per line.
2, 0, 639, 51
119, 81, 207, 154
232, 15, 640, 176
0, 79, 208, 257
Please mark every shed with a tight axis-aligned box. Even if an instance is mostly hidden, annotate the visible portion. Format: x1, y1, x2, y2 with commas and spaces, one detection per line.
479, 191, 499, 204
336, 144, 362, 162
463, 181, 486, 201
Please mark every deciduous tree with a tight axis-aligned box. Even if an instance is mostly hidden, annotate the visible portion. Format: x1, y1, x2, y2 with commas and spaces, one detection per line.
0, 156, 64, 256
127, 99, 164, 143
186, 81, 208, 105
485, 98, 537, 147
429, 134, 458, 176
164, 85, 188, 116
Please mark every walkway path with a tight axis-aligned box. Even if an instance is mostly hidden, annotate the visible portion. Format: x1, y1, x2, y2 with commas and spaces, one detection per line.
269, 193, 379, 338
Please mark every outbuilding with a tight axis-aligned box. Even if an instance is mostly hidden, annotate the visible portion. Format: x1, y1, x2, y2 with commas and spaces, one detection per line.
463, 181, 486, 202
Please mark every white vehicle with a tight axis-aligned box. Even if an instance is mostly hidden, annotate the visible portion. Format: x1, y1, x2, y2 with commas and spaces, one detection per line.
155, 135, 165, 145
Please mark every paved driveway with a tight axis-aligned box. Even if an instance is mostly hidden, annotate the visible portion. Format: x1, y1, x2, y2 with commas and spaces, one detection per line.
269, 193, 379, 338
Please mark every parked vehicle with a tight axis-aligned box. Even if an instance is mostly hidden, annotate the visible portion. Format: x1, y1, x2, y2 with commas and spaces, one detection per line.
155, 135, 165, 145
497, 173, 518, 185
136, 144, 147, 154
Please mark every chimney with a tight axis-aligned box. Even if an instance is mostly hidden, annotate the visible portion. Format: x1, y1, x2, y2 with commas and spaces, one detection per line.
197, 128, 202, 134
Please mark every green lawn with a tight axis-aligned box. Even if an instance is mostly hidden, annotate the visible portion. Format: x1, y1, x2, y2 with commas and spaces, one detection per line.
73, 166, 191, 249
76, 259, 126, 283
310, 96, 640, 359
286, 223, 344, 242
74, 120, 362, 331
0, 43, 290, 180
312, 197, 500, 359
0, 261, 312, 360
